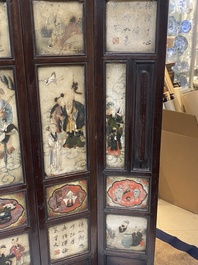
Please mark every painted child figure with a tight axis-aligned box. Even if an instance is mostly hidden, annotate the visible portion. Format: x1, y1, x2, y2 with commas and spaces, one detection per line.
47, 123, 62, 175
10, 238, 25, 265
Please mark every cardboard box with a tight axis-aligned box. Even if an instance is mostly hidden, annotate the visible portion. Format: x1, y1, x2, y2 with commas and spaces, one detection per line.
182, 90, 198, 122
159, 109, 198, 214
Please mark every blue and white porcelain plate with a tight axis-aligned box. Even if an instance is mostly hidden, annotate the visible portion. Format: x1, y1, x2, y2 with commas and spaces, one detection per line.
181, 20, 192, 33
179, 75, 188, 88
173, 60, 190, 72
181, 61, 190, 71
173, 61, 182, 72
175, 0, 187, 14
174, 35, 188, 54
168, 16, 178, 35
169, 0, 176, 14
167, 47, 176, 58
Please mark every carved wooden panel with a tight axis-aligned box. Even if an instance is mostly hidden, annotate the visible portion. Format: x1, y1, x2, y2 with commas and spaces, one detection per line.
106, 256, 146, 265
132, 62, 155, 170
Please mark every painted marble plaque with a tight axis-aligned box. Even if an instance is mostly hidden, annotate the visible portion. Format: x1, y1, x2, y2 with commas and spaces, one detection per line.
38, 66, 87, 177
106, 176, 149, 209
0, 192, 26, 230
0, 69, 23, 186
0, 233, 31, 264
106, 1, 157, 53
46, 179, 88, 218
33, 1, 84, 56
106, 214, 147, 251
0, 2, 11, 58
48, 218, 88, 261
106, 63, 126, 168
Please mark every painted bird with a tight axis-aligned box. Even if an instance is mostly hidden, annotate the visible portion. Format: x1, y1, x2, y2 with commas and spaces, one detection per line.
43, 72, 64, 85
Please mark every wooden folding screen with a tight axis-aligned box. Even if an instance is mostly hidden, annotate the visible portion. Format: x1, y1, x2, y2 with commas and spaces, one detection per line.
0, 1, 168, 264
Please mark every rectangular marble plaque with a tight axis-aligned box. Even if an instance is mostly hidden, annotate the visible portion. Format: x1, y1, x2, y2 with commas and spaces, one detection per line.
0, 2, 11, 58
106, 214, 147, 252
106, 63, 126, 168
33, 1, 84, 56
0, 233, 31, 264
38, 65, 87, 177
48, 218, 89, 261
0, 69, 23, 186
106, 1, 157, 53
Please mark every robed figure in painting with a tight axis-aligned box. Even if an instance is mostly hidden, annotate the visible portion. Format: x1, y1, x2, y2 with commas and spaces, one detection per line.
0, 88, 18, 168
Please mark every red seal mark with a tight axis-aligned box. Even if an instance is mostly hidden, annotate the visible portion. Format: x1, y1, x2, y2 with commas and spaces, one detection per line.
54, 249, 60, 255
112, 37, 119, 44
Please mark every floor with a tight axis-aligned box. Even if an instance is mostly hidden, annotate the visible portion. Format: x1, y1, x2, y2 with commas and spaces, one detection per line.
157, 199, 198, 247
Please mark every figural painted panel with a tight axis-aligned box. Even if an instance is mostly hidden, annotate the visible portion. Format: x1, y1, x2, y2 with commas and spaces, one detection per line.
0, 192, 27, 231
0, 69, 23, 186
0, 233, 31, 264
0, 2, 11, 58
106, 1, 157, 53
106, 176, 149, 209
106, 214, 147, 252
38, 66, 87, 177
106, 63, 126, 168
33, 1, 84, 56
46, 179, 88, 218
48, 218, 88, 261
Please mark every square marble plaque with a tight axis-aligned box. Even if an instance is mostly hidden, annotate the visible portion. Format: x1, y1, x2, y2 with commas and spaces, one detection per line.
106, 1, 157, 53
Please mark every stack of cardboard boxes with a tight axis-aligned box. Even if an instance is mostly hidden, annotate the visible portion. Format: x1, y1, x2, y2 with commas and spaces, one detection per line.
159, 72, 198, 214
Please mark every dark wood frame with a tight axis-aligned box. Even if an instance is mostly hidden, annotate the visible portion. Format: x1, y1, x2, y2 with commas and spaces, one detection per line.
95, 1, 169, 264
0, 0, 168, 264
0, 0, 41, 264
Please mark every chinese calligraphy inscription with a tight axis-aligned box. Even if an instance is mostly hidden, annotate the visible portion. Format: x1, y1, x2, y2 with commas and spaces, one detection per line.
106, 1, 157, 53
48, 218, 88, 261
